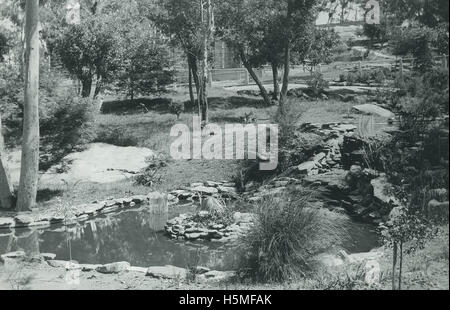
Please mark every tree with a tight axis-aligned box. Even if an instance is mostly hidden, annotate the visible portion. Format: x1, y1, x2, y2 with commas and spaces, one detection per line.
216, 0, 285, 105
17, 0, 40, 211
53, 15, 117, 98
147, 0, 205, 118
279, 0, 318, 106
380, 207, 436, 290
0, 113, 14, 210
110, 1, 174, 100
303, 28, 340, 73
0, 31, 9, 62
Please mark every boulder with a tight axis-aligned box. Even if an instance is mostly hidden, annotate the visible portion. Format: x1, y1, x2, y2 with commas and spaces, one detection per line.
371, 176, 402, 207
96, 262, 130, 274
146, 265, 187, 279
0, 217, 14, 229
297, 161, 317, 175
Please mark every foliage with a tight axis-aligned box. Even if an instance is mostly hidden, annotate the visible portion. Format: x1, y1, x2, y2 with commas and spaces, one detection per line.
341, 68, 388, 85
0, 31, 9, 61
305, 28, 341, 68
363, 21, 388, 46
237, 190, 348, 283
391, 27, 437, 72
40, 93, 97, 170
134, 157, 169, 187
168, 101, 185, 120
306, 72, 329, 97
94, 127, 139, 147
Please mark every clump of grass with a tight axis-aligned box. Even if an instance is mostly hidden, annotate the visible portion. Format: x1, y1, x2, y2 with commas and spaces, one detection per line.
237, 189, 349, 283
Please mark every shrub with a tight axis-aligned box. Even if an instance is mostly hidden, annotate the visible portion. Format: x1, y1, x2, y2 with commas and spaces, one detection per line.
169, 101, 185, 120
40, 94, 97, 170
306, 72, 329, 98
94, 127, 139, 147
236, 190, 348, 282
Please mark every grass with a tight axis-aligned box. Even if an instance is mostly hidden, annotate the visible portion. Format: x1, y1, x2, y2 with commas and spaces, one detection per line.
30, 85, 358, 211
236, 189, 350, 283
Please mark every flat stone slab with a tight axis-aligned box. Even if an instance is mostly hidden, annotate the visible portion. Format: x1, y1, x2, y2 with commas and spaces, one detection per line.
146, 265, 187, 279
39, 143, 155, 185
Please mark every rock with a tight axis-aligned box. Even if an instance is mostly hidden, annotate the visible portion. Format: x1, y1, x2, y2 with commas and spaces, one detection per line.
40, 253, 56, 261
364, 260, 381, 286
371, 176, 402, 207
190, 186, 218, 195
190, 182, 204, 187
0, 217, 14, 229
129, 266, 148, 274
185, 233, 202, 240
217, 186, 237, 195
1, 251, 26, 262
96, 262, 130, 274
14, 214, 35, 226
131, 195, 147, 204
205, 181, 222, 187
80, 264, 101, 272
316, 254, 345, 268
313, 152, 327, 163
297, 161, 317, 174
333, 124, 357, 132
48, 260, 72, 268
146, 265, 187, 279
170, 190, 193, 200
346, 251, 384, 264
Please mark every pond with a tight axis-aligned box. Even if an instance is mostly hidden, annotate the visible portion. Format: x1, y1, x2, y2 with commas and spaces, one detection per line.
0, 203, 380, 271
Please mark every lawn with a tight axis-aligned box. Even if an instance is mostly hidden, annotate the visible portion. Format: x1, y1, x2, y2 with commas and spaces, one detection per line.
33, 85, 359, 209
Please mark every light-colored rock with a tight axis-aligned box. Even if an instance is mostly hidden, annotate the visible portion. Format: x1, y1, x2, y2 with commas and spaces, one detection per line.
96, 262, 131, 274
39, 143, 155, 185
80, 264, 101, 272
0, 217, 14, 228
47, 260, 72, 268
364, 260, 381, 286
189, 186, 218, 195
40, 253, 56, 261
129, 266, 148, 274
371, 175, 402, 207
146, 265, 187, 279
297, 161, 317, 174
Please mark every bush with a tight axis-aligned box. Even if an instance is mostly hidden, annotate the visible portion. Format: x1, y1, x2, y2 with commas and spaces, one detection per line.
306, 72, 329, 98
169, 101, 185, 120
236, 190, 348, 282
40, 94, 97, 170
94, 127, 139, 147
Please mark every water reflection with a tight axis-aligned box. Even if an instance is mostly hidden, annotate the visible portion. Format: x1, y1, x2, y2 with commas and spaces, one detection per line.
0, 204, 238, 271
0, 203, 379, 271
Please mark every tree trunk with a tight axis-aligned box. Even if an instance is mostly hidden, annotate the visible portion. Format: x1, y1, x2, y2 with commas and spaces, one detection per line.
280, 39, 291, 108
17, 0, 40, 212
392, 242, 398, 290
0, 115, 14, 210
81, 75, 92, 98
271, 62, 280, 100
398, 241, 403, 290
188, 54, 201, 117
239, 50, 271, 106
188, 60, 195, 107
93, 75, 102, 99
